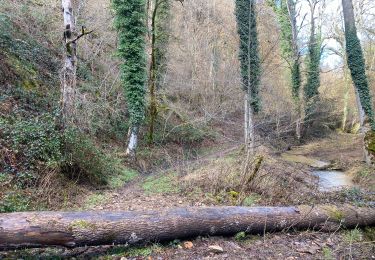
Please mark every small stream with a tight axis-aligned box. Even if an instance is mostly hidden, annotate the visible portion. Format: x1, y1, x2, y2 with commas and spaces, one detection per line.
313, 170, 354, 191
281, 151, 354, 192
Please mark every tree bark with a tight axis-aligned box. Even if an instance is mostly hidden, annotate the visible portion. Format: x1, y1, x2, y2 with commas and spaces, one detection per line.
147, 0, 158, 145
126, 126, 139, 157
1, 205, 375, 250
287, 0, 302, 141
61, 0, 77, 128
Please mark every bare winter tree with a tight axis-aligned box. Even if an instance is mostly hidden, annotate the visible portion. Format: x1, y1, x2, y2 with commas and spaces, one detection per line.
61, 0, 77, 128
61, 0, 92, 129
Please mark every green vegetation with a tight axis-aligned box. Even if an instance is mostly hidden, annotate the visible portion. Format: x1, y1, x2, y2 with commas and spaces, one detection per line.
142, 173, 179, 194
108, 168, 138, 189
234, 231, 247, 241
344, 228, 363, 243
242, 194, 261, 206
0, 192, 30, 213
102, 244, 163, 259
322, 246, 334, 260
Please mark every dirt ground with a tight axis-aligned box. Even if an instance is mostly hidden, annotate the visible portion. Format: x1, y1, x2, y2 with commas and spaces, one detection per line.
1, 133, 374, 259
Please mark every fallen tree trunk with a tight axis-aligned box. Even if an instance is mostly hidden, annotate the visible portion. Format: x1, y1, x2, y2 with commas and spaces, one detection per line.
1, 205, 374, 249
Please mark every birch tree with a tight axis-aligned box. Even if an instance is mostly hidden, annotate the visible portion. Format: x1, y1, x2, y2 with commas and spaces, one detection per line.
61, 0, 92, 129
61, 0, 77, 128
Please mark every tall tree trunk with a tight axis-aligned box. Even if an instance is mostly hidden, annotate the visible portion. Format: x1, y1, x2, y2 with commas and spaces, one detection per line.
342, 0, 375, 164
61, 0, 77, 129
1, 205, 374, 249
287, 0, 302, 141
147, 0, 158, 145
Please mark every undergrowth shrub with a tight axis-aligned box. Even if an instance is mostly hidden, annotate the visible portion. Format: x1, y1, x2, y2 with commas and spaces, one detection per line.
62, 128, 126, 185
0, 191, 30, 213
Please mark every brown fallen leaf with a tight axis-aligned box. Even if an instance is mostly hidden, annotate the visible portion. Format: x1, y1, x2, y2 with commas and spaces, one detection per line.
183, 241, 194, 249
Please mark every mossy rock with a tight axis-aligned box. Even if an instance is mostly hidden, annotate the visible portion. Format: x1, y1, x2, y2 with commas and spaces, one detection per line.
365, 131, 375, 160
351, 123, 361, 134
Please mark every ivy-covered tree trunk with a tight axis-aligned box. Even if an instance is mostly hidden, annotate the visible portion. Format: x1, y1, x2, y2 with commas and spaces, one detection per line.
61, 0, 77, 128
269, 0, 302, 140
147, 0, 170, 145
235, 0, 261, 152
342, 0, 375, 164
113, 0, 148, 156
304, 0, 322, 122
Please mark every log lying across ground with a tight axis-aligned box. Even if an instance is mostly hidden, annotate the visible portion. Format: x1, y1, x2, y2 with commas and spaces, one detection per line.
1, 205, 375, 249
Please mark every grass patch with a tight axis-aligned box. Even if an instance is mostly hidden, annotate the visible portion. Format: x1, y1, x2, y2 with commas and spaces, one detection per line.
108, 168, 138, 189
101, 244, 163, 259
242, 194, 261, 206
142, 173, 179, 194
322, 246, 334, 260
344, 228, 363, 243
84, 194, 108, 209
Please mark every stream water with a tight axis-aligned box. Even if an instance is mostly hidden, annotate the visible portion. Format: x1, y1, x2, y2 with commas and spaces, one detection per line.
313, 170, 354, 191
281, 152, 354, 192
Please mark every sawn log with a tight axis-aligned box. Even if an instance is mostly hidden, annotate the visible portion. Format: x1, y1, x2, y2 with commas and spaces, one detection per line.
0, 205, 374, 249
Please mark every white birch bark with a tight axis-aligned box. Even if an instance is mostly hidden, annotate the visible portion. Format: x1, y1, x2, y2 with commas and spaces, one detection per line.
61, 0, 77, 128
126, 126, 139, 157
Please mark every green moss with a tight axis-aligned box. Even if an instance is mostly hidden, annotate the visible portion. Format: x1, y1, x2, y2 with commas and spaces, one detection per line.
70, 220, 97, 230
364, 227, 375, 241
325, 206, 344, 221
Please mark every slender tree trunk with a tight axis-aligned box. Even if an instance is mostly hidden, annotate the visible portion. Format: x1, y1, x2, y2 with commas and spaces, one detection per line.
245, 94, 255, 153
244, 95, 249, 145
287, 0, 302, 141
1, 205, 374, 249
148, 0, 158, 145
61, 0, 77, 128
246, 0, 256, 153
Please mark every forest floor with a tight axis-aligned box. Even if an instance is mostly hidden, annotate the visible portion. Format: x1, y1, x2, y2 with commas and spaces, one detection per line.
1, 133, 375, 259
